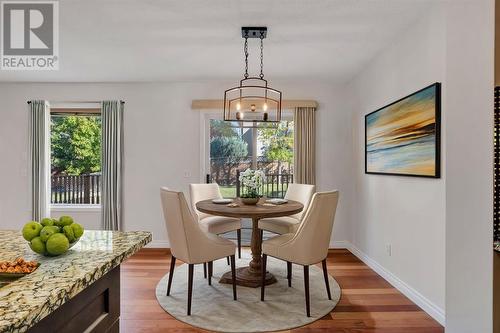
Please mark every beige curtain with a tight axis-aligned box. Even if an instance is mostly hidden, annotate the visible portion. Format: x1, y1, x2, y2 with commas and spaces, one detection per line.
29, 100, 50, 221
294, 107, 316, 185
101, 101, 124, 231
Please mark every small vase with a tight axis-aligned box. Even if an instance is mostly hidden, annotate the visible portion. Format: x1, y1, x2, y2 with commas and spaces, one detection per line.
240, 197, 259, 205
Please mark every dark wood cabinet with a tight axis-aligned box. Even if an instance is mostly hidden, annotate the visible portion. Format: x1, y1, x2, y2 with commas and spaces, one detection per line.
29, 266, 120, 333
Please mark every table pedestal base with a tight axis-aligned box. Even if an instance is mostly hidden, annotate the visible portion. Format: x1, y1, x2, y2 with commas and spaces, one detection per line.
219, 266, 277, 288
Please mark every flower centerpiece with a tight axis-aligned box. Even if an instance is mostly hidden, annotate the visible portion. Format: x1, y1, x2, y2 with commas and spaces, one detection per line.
239, 169, 266, 205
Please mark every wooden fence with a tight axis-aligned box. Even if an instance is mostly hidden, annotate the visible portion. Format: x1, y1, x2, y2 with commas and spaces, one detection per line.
51, 174, 101, 204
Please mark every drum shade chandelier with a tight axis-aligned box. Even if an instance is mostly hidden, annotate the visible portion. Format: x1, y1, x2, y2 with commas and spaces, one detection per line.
224, 27, 282, 127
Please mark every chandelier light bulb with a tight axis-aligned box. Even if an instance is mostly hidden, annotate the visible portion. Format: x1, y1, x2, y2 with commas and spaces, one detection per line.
236, 111, 244, 120
250, 104, 256, 112
263, 102, 268, 111
236, 102, 241, 111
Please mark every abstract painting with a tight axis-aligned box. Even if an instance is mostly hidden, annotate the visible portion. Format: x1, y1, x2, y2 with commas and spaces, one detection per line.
365, 83, 441, 178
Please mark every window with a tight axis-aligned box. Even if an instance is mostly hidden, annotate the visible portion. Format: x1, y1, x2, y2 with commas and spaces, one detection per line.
206, 115, 294, 198
50, 110, 101, 205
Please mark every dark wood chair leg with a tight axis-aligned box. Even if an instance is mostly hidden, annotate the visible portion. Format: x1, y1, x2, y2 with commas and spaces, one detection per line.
230, 255, 237, 300
187, 264, 194, 315
261, 254, 267, 301
322, 258, 332, 300
167, 256, 176, 296
208, 261, 213, 286
203, 262, 207, 279
237, 229, 242, 259
260, 229, 264, 242
304, 265, 310, 317
227, 256, 230, 265
287, 261, 292, 287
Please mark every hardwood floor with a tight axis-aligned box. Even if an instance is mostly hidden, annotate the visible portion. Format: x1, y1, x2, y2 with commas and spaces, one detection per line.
120, 248, 444, 333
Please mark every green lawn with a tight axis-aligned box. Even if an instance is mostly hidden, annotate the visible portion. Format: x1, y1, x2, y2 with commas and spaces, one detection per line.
219, 186, 237, 198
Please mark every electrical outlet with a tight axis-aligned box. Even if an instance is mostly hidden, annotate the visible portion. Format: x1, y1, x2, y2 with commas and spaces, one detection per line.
386, 244, 392, 256
183, 171, 191, 178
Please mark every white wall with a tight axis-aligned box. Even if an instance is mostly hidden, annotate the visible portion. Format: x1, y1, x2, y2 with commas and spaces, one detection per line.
347, 1, 495, 330
444, 1, 494, 332
348, 7, 447, 321
0, 80, 353, 247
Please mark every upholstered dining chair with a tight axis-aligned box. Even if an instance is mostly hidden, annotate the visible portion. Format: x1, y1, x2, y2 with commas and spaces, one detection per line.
260, 190, 339, 317
258, 183, 315, 236
190, 184, 242, 262
160, 188, 237, 315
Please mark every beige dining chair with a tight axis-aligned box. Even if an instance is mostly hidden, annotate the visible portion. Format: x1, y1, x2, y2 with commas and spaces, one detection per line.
258, 183, 315, 236
260, 190, 339, 317
160, 188, 237, 315
190, 183, 242, 267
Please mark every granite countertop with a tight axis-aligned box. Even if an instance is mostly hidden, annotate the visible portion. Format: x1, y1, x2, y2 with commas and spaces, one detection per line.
0, 230, 151, 333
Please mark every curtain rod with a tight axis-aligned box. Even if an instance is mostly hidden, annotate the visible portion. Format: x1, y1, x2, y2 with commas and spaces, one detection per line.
27, 100, 125, 104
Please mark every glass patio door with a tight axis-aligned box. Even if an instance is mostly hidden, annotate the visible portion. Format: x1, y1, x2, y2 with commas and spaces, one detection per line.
203, 113, 294, 198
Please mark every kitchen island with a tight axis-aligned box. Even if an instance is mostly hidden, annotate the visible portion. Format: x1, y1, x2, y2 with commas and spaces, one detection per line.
0, 230, 151, 333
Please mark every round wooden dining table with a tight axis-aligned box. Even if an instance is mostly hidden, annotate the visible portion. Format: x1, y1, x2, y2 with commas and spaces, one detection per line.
196, 198, 303, 288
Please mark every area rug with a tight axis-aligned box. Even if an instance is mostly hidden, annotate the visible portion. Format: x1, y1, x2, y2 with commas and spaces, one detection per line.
155, 251, 341, 333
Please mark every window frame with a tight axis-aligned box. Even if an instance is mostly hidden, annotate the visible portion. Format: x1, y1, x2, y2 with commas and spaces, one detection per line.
49, 102, 102, 210
199, 109, 294, 184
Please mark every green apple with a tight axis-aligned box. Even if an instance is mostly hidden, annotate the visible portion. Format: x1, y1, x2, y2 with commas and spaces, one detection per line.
30, 236, 46, 255
71, 223, 84, 239
63, 225, 75, 242
58, 216, 74, 227
40, 218, 54, 227
40, 226, 60, 242
46, 233, 69, 256
22, 221, 43, 241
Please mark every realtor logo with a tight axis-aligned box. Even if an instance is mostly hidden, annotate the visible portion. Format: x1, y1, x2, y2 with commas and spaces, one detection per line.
1, 1, 58, 70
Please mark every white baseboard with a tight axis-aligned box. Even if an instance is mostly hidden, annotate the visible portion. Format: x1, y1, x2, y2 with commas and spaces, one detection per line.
346, 241, 445, 326
144, 238, 445, 325
150, 240, 349, 249
147, 240, 169, 248
330, 240, 350, 249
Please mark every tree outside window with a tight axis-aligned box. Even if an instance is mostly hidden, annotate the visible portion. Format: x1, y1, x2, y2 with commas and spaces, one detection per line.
208, 119, 294, 198
50, 114, 102, 204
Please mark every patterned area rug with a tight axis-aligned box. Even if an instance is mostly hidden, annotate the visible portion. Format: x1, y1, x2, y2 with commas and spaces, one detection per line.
155, 250, 341, 333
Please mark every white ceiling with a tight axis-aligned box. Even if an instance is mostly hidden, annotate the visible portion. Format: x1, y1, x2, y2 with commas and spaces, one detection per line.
0, 0, 432, 83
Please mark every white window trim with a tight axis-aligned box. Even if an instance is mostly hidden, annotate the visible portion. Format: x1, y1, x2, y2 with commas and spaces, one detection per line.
199, 110, 220, 182
49, 102, 102, 207
50, 102, 101, 109
50, 204, 101, 212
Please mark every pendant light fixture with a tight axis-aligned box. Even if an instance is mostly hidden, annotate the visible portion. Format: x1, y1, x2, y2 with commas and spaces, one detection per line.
223, 27, 282, 128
